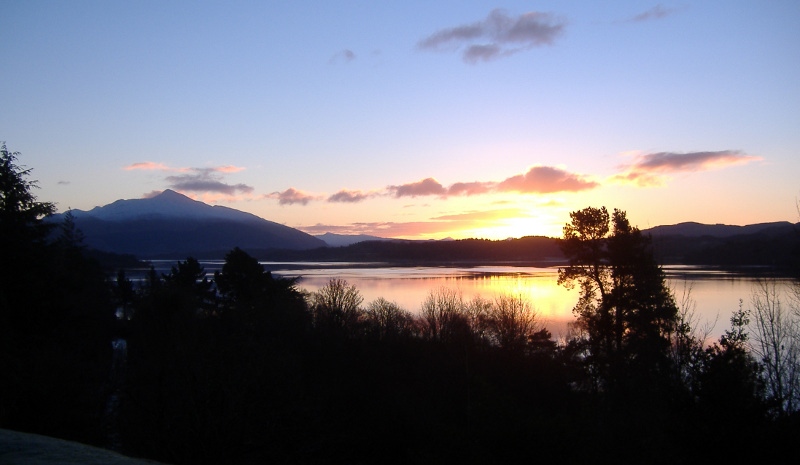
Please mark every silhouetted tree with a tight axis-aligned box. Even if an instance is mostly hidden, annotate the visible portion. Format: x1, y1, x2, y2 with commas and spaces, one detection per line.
749, 278, 799, 416
163, 257, 215, 316
420, 287, 472, 344
214, 247, 307, 333
0, 145, 114, 445
699, 303, 766, 426
558, 207, 679, 393
363, 297, 417, 341
310, 278, 364, 336
484, 293, 543, 352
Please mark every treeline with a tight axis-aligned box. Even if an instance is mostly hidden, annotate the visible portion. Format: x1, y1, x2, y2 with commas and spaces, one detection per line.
246, 229, 800, 273
3, 146, 800, 464
232, 235, 564, 265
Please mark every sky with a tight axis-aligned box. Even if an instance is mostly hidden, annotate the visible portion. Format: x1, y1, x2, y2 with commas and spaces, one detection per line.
2, 0, 799, 240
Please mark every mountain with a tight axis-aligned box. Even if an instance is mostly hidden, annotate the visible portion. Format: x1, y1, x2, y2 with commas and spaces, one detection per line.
51, 190, 326, 258
645, 221, 800, 269
645, 221, 796, 238
314, 232, 394, 247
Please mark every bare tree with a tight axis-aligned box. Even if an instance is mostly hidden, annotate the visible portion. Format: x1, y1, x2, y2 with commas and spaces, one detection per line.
484, 293, 543, 352
749, 278, 800, 416
420, 287, 471, 343
363, 297, 416, 340
310, 278, 364, 336
668, 281, 715, 392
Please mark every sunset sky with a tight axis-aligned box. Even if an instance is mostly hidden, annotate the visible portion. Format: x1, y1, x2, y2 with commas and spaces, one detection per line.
3, 1, 799, 240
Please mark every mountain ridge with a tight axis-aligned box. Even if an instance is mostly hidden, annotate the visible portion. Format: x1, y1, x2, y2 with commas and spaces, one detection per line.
50, 190, 325, 258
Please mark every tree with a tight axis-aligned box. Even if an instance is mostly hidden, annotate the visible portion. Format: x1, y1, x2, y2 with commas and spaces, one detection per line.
0, 143, 55, 240
363, 297, 416, 341
699, 303, 766, 424
749, 278, 799, 416
163, 257, 216, 317
214, 247, 307, 332
310, 278, 364, 336
0, 143, 56, 313
420, 287, 471, 344
0, 144, 114, 445
558, 207, 679, 392
484, 293, 543, 353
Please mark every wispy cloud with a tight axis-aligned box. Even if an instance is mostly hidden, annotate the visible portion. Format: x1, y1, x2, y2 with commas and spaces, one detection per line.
613, 150, 761, 186
125, 161, 253, 198
300, 220, 467, 238
629, 4, 678, 22
301, 207, 530, 238
165, 167, 253, 196
269, 187, 322, 206
418, 9, 566, 63
124, 161, 171, 171
430, 208, 529, 222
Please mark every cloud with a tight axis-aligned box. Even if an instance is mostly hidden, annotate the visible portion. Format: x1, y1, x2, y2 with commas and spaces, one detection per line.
388, 178, 447, 198
447, 181, 493, 196
300, 220, 466, 238
629, 4, 677, 22
328, 189, 372, 203
383, 167, 596, 199
166, 168, 254, 196
430, 208, 528, 222
497, 166, 598, 193
329, 49, 356, 64
124, 161, 171, 171
125, 161, 253, 198
269, 187, 321, 206
300, 207, 529, 238
613, 150, 762, 186
418, 9, 566, 63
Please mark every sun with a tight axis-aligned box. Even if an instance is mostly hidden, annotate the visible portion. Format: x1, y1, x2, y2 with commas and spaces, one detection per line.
464, 210, 563, 240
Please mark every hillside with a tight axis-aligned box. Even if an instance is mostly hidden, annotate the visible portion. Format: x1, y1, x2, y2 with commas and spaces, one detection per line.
49, 190, 325, 258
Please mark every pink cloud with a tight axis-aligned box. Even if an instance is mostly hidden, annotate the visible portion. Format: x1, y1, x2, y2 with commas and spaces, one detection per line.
614, 150, 762, 186
124, 161, 170, 171
388, 178, 447, 198
215, 165, 246, 173
497, 166, 598, 193
448, 181, 493, 196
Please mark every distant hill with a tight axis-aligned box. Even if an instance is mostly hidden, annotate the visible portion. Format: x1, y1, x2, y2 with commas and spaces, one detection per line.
644, 221, 796, 238
260, 236, 565, 265
314, 232, 394, 247
48, 190, 326, 258
645, 221, 800, 270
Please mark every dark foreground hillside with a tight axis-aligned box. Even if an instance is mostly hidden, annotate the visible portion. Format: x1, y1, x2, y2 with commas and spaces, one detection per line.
0, 429, 165, 465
